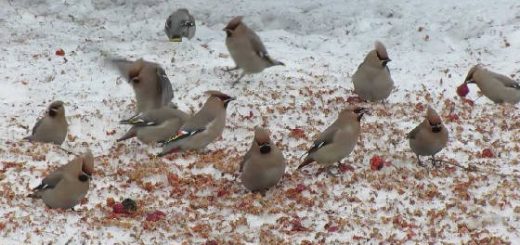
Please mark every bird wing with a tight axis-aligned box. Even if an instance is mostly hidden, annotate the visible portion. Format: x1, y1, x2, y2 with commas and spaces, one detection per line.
33, 172, 64, 191
306, 126, 337, 154
156, 67, 174, 106
406, 124, 421, 139
159, 128, 205, 145
108, 59, 133, 81
493, 72, 520, 89
247, 29, 276, 63
239, 147, 253, 172
159, 104, 215, 145
29, 117, 44, 136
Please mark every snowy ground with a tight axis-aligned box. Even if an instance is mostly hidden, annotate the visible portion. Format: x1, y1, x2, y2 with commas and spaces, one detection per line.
1, 0, 520, 243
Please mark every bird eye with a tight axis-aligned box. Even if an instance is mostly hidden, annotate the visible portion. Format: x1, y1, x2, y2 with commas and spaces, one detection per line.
132, 78, 140, 84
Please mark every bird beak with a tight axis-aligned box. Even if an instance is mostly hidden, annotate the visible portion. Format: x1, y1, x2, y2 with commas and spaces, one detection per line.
382, 59, 391, 66
130, 77, 139, 84
48, 108, 58, 116
227, 97, 236, 102
259, 143, 271, 154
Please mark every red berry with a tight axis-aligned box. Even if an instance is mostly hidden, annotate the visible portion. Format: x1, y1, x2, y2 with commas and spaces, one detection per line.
327, 226, 339, 232
295, 184, 306, 192
216, 188, 229, 197
457, 83, 469, 97
447, 113, 459, 122
370, 155, 384, 171
55, 49, 65, 56
481, 148, 494, 158
289, 128, 306, 139
338, 163, 354, 173
146, 210, 166, 222
112, 203, 125, 214
347, 96, 364, 103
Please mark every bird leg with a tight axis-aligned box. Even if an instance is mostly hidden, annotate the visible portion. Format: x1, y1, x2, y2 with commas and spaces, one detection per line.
431, 155, 441, 167
326, 165, 338, 177
252, 189, 267, 197
416, 154, 426, 168
231, 73, 246, 87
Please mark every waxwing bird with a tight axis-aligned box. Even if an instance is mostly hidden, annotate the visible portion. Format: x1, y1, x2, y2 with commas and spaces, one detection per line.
165, 8, 196, 42
158, 91, 235, 156
117, 104, 189, 144
223, 16, 284, 86
109, 58, 174, 113
407, 106, 449, 167
240, 127, 286, 194
352, 41, 394, 102
29, 150, 94, 210
25, 101, 68, 145
298, 107, 368, 171
463, 65, 520, 104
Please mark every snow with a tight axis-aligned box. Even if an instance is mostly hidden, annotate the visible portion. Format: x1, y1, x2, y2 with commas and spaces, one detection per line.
1, 0, 520, 243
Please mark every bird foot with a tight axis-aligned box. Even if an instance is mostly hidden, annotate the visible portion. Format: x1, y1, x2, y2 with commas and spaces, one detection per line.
417, 160, 427, 168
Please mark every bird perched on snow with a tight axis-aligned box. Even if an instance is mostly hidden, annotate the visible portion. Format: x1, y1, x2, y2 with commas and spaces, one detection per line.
240, 127, 286, 194
117, 103, 189, 144
298, 107, 368, 172
29, 150, 94, 210
352, 41, 394, 102
407, 106, 448, 167
165, 8, 196, 42
25, 101, 68, 145
158, 91, 235, 156
109, 58, 174, 113
463, 65, 520, 104
223, 16, 284, 86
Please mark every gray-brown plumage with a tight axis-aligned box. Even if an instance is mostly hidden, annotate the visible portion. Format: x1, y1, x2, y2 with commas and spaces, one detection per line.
298, 107, 368, 170
165, 8, 196, 41
117, 104, 189, 144
25, 101, 68, 145
223, 16, 284, 86
240, 127, 286, 193
352, 41, 394, 102
158, 91, 235, 156
464, 65, 520, 104
29, 150, 94, 209
407, 106, 449, 166
109, 58, 174, 113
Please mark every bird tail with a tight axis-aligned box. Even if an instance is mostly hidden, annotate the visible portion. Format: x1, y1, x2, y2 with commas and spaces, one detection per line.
27, 190, 41, 198
265, 55, 284, 67
116, 128, 137, 142
273, 60, 285, 66
156, 147, 179, 157
297, 157, 315, 170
